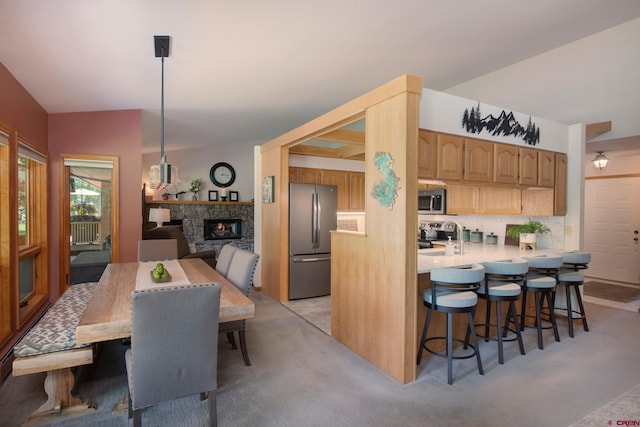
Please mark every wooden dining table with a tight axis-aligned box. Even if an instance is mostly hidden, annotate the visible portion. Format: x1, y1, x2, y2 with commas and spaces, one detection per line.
76, 258, 255, 345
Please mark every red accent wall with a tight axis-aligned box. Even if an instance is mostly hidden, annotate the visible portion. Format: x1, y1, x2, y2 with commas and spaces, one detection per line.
0, 63, 48, 150
48, 110, 143, 297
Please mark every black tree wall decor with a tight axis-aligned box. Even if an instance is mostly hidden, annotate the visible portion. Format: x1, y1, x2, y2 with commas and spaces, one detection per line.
461, 102, 540, 145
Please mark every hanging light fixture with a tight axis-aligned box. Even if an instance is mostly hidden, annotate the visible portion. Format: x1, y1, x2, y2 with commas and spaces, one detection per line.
592, 151, 609, 170
149, 35, 178, 190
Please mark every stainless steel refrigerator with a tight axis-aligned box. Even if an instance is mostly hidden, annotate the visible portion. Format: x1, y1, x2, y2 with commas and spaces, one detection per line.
289, 183, 338, 300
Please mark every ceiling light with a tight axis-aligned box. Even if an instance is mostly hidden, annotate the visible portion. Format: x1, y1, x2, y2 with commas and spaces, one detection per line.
149, 35, 178, 190
592, 151, 609, 170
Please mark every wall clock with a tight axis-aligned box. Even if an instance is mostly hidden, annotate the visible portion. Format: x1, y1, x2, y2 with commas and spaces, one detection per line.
209, 162, 236, 187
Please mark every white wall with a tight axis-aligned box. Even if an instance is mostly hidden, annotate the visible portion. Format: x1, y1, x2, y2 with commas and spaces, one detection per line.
142, 140, 257, 201
420, 88, 569, 153
585, 152, 640, 177
446, 17, 640, 145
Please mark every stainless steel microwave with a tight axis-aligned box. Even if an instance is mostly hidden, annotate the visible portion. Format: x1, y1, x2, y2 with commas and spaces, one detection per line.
418, 189, 446, 215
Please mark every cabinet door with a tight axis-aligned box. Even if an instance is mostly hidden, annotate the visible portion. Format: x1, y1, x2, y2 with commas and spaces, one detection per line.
494, 143, 518, 184
418, 130, 437, 179
519, 147, 538, 186
554, 153, 567, 215
478, 187, 521, 215
320, 169, 349, 211
436, 134, 464, 180
289, 167, 301, 183
446, 184, 479, 214
299, 167, 321, 184
537, 150, 555, 187
464, 139, 493, 182
348, 172, 365, 211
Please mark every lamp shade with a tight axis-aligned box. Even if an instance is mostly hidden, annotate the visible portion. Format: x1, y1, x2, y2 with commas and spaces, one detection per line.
149, 207, 170, 226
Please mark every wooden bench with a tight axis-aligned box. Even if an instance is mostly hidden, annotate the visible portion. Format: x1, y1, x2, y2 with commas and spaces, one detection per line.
12, 282, 98, 422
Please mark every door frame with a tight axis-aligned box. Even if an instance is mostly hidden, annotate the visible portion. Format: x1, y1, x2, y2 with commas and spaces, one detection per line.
59, 154, 119, 294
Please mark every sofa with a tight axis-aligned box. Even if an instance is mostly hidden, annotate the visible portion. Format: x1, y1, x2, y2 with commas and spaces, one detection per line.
144, 225, 217, 269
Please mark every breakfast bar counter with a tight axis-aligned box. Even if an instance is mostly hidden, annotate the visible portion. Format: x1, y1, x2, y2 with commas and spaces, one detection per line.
417, 244, 559, 273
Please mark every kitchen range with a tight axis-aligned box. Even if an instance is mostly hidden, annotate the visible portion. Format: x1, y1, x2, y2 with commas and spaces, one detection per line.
418, 221, 458, 248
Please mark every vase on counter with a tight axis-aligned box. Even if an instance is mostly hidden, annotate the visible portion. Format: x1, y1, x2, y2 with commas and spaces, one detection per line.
192, 193, 198, 201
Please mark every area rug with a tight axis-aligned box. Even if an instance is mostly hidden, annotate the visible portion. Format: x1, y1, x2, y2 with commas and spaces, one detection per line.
583, 282, 640, 303
569, 383, 640, 427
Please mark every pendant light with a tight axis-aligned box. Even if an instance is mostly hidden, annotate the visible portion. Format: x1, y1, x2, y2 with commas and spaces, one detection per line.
592, 151, 609, 170
149, 35, 178, 190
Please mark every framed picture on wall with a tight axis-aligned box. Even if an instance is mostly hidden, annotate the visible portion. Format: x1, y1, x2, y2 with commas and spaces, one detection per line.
208, 190, 218, 201
262, 176, 274, 203
229, 191, 239, 202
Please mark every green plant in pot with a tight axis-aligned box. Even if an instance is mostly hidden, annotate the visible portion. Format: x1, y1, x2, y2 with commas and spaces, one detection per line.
506, 218, 551, 244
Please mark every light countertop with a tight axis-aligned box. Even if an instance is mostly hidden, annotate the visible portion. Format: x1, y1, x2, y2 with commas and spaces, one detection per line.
417, 243, 560, 274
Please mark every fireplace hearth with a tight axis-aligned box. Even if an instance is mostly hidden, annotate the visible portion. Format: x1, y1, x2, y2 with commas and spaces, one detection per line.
204, 218, 242, 240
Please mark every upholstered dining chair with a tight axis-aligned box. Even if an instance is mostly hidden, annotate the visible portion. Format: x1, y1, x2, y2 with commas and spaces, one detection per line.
125, 283, 221, 427
215, 244, 238, 276
137, 239, 178, 262
219, 249, 259, 366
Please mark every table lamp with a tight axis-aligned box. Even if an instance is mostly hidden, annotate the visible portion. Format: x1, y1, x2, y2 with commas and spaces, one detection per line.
149, 207, 170, 227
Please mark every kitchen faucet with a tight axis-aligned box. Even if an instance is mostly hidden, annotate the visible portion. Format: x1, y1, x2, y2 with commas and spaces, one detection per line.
443, 221, 464, 255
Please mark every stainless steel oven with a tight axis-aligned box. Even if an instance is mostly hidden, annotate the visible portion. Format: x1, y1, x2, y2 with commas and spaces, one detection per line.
418, 189, 446, 215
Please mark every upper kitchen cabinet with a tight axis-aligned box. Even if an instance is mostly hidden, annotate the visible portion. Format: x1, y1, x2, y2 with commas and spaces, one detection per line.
464, 139, 493, 182
537, 150, 555, 187
554, 153, 567, 215
518, 147, 538, 186
320, 169, 350, 211
418, 130, 437, 179
348, 172, 365, 211
436, 133, 464, 180
493, 143, 519, 184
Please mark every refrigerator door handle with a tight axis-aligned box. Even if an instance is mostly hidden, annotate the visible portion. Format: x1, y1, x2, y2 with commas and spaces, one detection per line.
292, 256, 331, 263
311, 192, 317, 247
316, 191, 322, 247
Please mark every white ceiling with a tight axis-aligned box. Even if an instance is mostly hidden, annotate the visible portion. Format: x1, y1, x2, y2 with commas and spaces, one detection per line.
1, 0, 639, 153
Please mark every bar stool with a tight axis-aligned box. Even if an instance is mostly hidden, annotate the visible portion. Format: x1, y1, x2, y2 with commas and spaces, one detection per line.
473, 258, 527, 365
522, 255, 563, 350
557, 251, 590, 338
417, 264, 485, 385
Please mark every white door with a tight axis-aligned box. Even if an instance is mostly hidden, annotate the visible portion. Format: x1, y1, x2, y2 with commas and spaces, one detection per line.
584, 177, 640, 284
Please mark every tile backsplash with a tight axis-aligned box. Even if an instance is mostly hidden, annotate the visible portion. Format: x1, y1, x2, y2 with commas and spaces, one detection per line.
418, 214, 565, 251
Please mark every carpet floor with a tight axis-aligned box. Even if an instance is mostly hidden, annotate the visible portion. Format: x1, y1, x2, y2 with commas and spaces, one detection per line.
1, 290, 640, 427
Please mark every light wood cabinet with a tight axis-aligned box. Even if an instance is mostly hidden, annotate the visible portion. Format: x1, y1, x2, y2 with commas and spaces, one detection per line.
521, 188, 554, 216
446, 185, 479, 214
449, 185, 521, 215
493, 143, 519, 184
418, 130, 437, 179
518, 147, 538, 186
299, 167, 320, 184
464, 139, 493, 182
537, 150, 555, 187
479, 187, 522, 215
289, 166, 301, 183
348, 172, 365, 211
320, 169, 350, 211
436, 134, 464, 180
554, 153, 567, 215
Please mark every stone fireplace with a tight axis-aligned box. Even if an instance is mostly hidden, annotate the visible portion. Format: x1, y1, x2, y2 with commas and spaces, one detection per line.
144, 201, 254, 254
204, 218, 242, 240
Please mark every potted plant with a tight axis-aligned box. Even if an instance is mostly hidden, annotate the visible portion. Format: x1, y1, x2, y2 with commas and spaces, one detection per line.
506, 218, 551, 245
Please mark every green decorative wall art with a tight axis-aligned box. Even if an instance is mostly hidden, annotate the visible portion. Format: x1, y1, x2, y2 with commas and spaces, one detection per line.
370, 151, 400, 209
